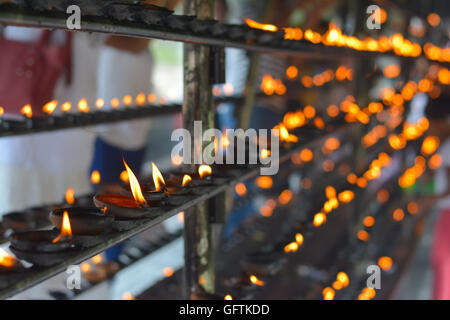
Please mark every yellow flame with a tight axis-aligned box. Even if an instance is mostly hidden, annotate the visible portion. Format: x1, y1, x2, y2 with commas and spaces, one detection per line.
250, 275, 264, 286
245, 18, 278, 32
91, 170, 101, 184
21, 104, 33, 118
284, 242, 299, 252
0, 248, 17, 268
151, 162, 166, 191
198, 165, 212, 179
182, 174, 192, 187
123, 159, 147, 205
52, 211, 72, 243
96, 98, 104, 109
61, 102, 72, 112
42, 100, 58, 115
323, 287, 335, 300
77, 98, 89, 113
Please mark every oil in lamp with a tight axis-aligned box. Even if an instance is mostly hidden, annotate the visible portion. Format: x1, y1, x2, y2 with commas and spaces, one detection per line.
9, 211, 80, 267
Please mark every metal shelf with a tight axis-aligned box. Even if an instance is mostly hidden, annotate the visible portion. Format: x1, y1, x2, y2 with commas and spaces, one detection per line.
0, 4, 441, 64
0, 104, 180, 138
0, 96, 245, 138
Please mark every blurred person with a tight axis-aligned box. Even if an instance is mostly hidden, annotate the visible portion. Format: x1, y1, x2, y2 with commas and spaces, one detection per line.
90, 1, 181, 262
0, 27, 101, 214
90, 0, 181, 192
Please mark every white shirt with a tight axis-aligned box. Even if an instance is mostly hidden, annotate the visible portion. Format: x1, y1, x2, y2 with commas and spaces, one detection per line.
96, 45, 153, 150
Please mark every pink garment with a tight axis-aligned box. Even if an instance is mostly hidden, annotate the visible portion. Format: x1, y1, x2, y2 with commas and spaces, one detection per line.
432, 209, 450, 299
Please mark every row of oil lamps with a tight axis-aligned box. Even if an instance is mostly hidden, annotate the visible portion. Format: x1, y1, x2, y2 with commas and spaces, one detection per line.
0, 160, 232, 288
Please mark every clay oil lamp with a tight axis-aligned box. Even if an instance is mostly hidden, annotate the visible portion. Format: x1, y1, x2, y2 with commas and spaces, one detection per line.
50, 207, 114, 247
0, 248, 29, 289
168, 165, 218, 195
2, 206, 50, 233
121, 161, 195, 207
164, 173, 196, 205
9, 211, 80, 267
94, 159, 163, 230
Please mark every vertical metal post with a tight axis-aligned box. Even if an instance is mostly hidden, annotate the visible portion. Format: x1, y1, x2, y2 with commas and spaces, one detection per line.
182, 0, 215, 298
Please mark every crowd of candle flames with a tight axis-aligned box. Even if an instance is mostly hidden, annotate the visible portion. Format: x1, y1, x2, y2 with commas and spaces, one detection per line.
45, 55, 441, 299
245, 11, 449, 62
0, 12, 448, 118
2, 79, 442, 301
0, 11, 447, 301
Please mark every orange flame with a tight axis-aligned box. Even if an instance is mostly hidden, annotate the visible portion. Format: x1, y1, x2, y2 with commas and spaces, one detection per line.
42, 100, 58, 115
182, 174, 192, 187
313, 213, 326, 227
0, 248, 17, 268
284, 242, 299, 253
21, 104, 32, 118
77, 98, 89, 113
122, 292, 136, 300
52, 210, 72, 243
163, 267, 174, 277
198, 165, 212, 179
92, 254, 102, 264
249, 275, 264, 286
61, 102, 72, 112
323, 287, 335, 300
274, 123, 298, 143
65, 188, 75, 205
245, 18, 278, 32
91, 170, 101, 184
123, 159, 147, 205
336, 272, 349, 287
378, 256, 393, 271
151, 162, 165, 191
96, 98, 104, 109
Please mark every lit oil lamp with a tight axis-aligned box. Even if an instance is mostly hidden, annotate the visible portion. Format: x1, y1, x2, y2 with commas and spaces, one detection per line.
9, 212, 80, 267
0, 248, 29, 289
94, 159, 163, 222
168, 165, 218, 195
50, 207, 114, 238
121, 162, 168, 202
